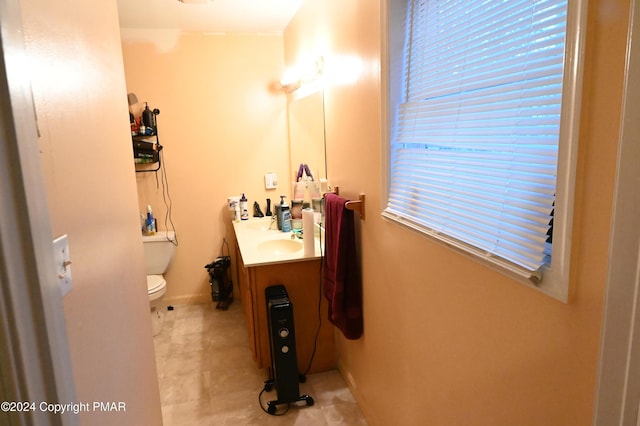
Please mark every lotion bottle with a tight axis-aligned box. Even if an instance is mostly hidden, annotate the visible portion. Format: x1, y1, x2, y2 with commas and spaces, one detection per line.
239, 193, 249, 220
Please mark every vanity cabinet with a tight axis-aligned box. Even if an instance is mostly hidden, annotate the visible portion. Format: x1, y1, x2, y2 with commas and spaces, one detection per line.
235, 244, 337, 375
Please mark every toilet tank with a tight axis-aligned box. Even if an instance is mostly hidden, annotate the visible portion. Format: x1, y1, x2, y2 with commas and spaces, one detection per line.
142, 231, 176, 275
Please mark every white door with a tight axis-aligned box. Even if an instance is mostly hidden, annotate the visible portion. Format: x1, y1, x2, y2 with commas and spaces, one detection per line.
0, 1, 77, 425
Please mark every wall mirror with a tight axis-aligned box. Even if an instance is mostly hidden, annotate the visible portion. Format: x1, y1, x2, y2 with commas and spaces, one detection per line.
287, 90, 327, 184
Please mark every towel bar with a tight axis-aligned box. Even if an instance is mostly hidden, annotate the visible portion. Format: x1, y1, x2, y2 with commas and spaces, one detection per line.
324, 186, 365, 220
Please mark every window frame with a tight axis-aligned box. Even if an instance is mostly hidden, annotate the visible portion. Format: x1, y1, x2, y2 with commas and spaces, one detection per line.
382, 0, 588, 302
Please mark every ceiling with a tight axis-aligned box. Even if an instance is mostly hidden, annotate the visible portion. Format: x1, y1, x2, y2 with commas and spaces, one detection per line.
117, 0, 303, 33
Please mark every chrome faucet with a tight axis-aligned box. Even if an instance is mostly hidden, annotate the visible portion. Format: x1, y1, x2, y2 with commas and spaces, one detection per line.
268, 216, 277, 230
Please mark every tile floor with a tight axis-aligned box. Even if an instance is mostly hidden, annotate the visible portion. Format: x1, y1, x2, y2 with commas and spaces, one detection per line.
152, 300, 368, 425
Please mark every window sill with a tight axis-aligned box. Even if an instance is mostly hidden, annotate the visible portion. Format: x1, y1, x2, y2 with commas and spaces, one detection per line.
381, 210, 569, 303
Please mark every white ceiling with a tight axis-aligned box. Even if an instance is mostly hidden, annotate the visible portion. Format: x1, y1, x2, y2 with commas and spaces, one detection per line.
117, 0, 303, 33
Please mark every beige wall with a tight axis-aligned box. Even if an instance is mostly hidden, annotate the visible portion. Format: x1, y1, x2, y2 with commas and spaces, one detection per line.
18, 0, 162, 424
120, 31, 289, 304
285, 0, 626, 425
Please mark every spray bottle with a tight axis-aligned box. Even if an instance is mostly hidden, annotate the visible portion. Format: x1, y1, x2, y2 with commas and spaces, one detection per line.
145, 205, 156, 235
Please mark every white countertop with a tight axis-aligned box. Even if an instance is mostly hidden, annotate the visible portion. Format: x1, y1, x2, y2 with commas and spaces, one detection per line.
232, 217, 322, 267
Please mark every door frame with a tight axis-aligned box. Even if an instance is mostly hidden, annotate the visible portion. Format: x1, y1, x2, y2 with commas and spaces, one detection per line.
593, 0, 640, 424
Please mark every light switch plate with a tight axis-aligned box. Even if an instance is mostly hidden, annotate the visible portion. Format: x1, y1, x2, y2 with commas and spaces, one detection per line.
53, 234, 72, 297
265, 172, 278, 189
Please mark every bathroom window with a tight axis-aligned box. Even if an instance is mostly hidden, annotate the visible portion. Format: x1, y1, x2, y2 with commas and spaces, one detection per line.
384, 0, 586, 302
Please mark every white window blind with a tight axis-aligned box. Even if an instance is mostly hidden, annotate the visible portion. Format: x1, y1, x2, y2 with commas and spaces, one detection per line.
385, 0, 568, 277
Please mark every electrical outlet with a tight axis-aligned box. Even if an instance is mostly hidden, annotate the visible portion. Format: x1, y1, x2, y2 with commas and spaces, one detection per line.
53, 234, 72, 297
265, 172, 278, 189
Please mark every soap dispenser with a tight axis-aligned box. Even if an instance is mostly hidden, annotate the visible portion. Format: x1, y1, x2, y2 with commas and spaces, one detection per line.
280, 196, 291, 233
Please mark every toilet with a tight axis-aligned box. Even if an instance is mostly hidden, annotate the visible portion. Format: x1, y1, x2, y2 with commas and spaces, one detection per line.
142, 230, 176, 335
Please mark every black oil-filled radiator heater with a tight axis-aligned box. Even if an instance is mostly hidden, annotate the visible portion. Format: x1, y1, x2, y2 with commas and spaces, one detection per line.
263, 285, 314, 414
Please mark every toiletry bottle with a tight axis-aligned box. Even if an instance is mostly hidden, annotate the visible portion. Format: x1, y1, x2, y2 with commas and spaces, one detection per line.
140, 214, 146, 234
280, 196, 291, 232
146, 205, 156, 235
276, 195, 286, 230
239, 194, 249, 220
275, 204, 282, 230
142, 102, 155, 133
130, 113, 136, 136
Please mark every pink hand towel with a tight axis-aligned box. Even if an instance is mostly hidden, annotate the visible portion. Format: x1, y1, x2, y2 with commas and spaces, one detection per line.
323, 193, 363, 340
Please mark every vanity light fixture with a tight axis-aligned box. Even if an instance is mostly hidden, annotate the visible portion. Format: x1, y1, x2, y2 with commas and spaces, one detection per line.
323, 55, 363, 86
279, 56, 324, 94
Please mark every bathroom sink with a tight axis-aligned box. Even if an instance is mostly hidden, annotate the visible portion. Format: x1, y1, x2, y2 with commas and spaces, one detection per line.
233, 218, 319, 266
256, 239, 302, 255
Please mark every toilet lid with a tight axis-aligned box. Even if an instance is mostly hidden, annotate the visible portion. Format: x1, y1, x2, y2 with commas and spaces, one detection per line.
147, 275, 166, 294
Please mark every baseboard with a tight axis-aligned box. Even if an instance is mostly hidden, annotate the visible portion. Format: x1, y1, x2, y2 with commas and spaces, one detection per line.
336, 359, 377, 425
